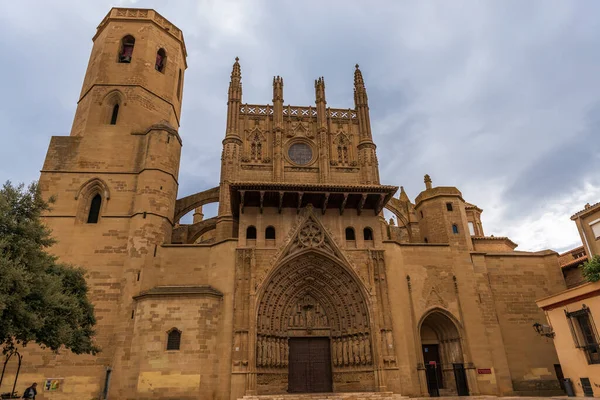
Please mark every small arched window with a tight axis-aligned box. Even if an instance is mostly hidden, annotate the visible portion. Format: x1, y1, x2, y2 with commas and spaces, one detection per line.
345, 227, 356, 241
166, 328, 181, 351
119, 35, 135, 63
177, 69, 182, 100
246, 226, 257, 240
265, 226, 276, 240
87, 194, 102, 224
155, 48, 166, 72
452, 224, 459, 234
363, 227, 373, 241
110, 104, 119, 125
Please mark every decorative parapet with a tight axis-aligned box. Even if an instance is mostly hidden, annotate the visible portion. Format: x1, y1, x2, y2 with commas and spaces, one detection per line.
240, 104, 358, 120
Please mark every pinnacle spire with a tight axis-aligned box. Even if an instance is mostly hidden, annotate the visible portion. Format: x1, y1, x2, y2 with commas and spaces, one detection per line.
273, 75, 283, 102
315, 76, 326, 104
354, 64, 364, 87
230, 56, 241, 85
424, 174, 432, 190
399, 186, 410, 202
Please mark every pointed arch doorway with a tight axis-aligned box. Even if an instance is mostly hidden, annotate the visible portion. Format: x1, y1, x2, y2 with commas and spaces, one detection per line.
420, 310, 469, 397
256, 250, 375, 393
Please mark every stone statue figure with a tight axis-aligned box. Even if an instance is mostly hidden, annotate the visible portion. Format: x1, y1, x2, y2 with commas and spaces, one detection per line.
353, 336, 360, 365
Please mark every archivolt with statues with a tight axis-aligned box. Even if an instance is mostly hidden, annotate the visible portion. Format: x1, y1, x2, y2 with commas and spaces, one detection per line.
256, 248, 374, 370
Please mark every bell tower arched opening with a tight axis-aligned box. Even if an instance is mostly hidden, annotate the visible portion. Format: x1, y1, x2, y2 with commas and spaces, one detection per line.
255, 251, 375, 394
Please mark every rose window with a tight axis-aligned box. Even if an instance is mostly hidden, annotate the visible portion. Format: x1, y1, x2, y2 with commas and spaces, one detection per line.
288, 143, 313, 165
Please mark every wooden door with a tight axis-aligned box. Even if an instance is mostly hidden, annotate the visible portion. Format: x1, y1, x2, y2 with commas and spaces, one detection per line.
554, 364, 565, 393
423, 344, 442, 396
453, 363, 469, 396
288, 337, 332, 393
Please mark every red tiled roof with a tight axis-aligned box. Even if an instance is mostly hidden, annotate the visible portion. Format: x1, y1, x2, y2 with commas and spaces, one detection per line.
561, 255, 588, 269
559, 245, 585, 257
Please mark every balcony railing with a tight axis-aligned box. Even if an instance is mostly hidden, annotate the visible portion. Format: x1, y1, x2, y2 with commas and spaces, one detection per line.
583, 343, 600, 364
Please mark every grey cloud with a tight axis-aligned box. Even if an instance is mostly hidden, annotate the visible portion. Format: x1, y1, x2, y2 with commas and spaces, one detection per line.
1, 0, 599, 248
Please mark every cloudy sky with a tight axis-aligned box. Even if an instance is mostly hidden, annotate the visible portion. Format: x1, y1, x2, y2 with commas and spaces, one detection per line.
1, 0, 599, 253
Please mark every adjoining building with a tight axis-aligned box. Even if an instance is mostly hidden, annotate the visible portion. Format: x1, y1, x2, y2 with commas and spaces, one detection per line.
6, 7, 575, 400
537, 202, 600, 398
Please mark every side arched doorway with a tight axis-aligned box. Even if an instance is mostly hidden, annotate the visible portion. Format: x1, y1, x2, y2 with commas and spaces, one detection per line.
255, 251, 375, 394
420, 310, 469, 397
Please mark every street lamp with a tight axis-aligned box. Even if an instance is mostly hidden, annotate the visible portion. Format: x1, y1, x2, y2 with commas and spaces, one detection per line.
532, 322, 555, 338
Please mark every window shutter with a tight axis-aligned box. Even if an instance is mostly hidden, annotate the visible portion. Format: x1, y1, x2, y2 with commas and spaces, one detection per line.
591, 221, 600, 239
468, 222, 475, 235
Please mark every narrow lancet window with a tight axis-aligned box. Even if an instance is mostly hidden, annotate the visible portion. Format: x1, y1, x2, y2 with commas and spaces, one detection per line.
87, 194, 102, 224
110, 104, 119, 125
177, 69, 182, 99
155, 48, 166, 72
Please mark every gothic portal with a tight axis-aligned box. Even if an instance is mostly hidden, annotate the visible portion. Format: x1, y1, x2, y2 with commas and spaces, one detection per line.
253, 212, 378, 392
16, 7, 570, 400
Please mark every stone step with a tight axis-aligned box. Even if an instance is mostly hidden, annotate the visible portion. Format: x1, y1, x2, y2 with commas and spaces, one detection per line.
240, 392, 407, 400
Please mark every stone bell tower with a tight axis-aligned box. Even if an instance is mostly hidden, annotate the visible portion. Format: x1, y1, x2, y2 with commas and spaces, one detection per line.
37, 8, 187, 398
71, 7, 187, 136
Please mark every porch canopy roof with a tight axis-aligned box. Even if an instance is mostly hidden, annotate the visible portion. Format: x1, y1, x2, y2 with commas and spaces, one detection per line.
229, 182, 398, 216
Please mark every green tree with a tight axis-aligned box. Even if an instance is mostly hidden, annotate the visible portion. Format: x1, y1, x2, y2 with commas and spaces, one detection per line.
0, 181, 99, 355
581, 254, 600, 283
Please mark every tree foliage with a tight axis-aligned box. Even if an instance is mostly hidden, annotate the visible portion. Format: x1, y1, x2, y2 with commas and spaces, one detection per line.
581, 254, 600, 283
0, 181, 99, 355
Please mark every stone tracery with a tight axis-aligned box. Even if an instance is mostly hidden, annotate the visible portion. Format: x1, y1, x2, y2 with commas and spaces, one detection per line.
335, 133, 351, 166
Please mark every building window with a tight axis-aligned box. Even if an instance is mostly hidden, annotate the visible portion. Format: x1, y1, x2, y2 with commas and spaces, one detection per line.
420, 211, 424, 218
446, 203, 453, 211
565, 306, 600, 364
364, 227, 373, 241
166, 328, 181, 351
468, 221, 475, 236
246, 226, 257, 240
424, 237, 428, 243
177, 69, 182, 100
345, 227, 356, 241
591, 220, 600, 239
87, 194, 102, 224
265, 226, 276, 240
110, 104, 119, 125
155, 48, 166, 72
119, 35, 135, 63
452, 224, 459, 234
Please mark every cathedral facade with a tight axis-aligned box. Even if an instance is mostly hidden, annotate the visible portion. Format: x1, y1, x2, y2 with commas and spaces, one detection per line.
18, 7, 570, 400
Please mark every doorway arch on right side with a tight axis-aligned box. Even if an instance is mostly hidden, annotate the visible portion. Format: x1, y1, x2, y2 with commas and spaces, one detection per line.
419, 308, 470, 397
